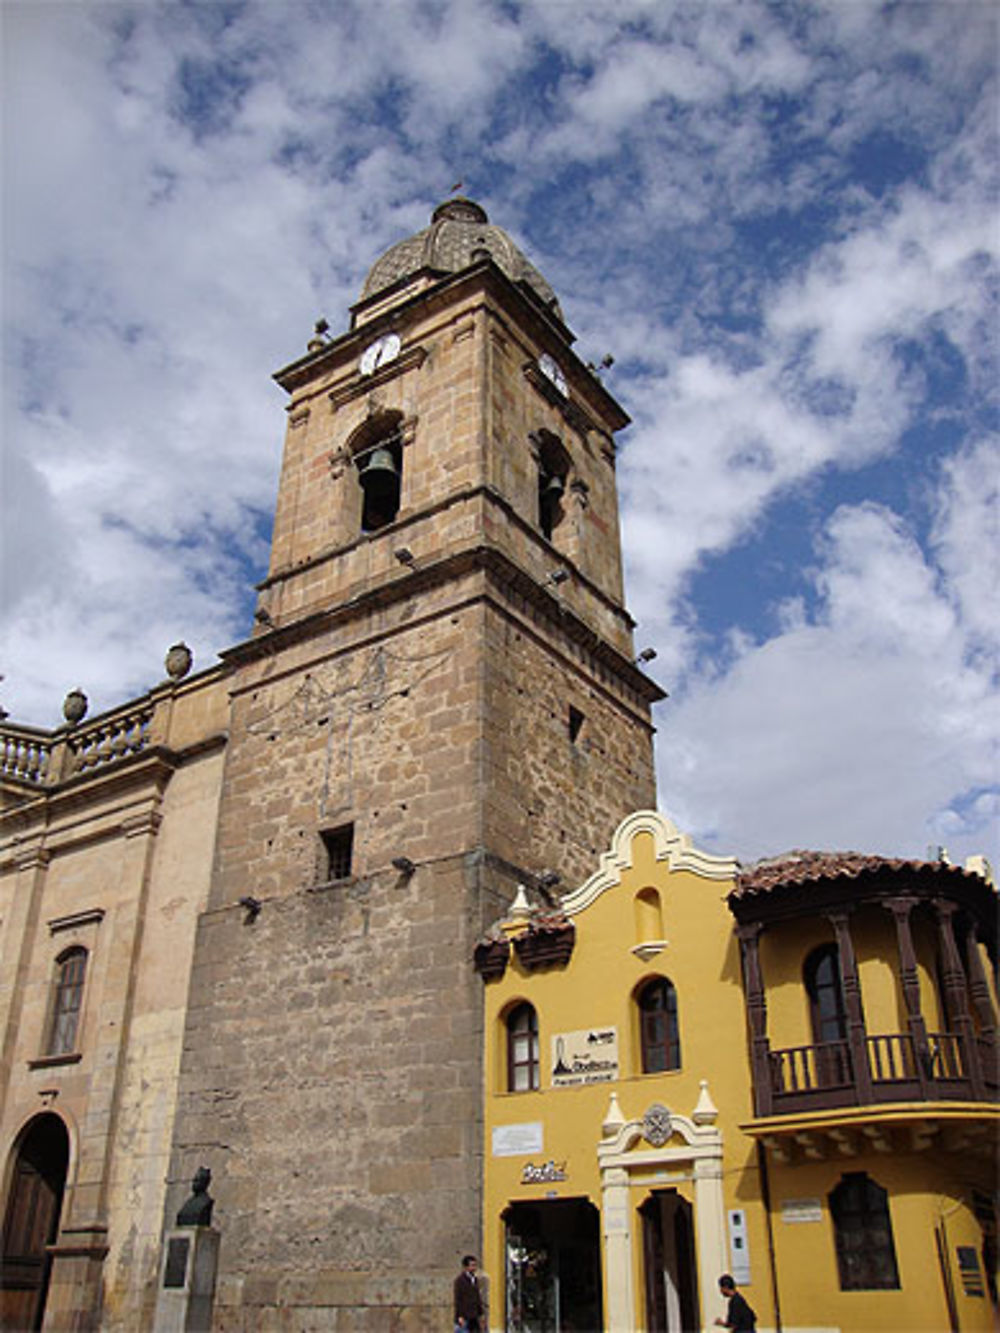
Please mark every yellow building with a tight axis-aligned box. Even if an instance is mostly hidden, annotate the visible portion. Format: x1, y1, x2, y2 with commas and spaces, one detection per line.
480, 810, 998, 1332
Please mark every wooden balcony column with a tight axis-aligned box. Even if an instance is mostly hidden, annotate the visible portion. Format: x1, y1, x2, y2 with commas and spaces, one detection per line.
884, 896, 932, 1099
737, 923, 772, 1116
827, 911, 873, 1103
934, 899, 985, 1098
960, 918, 998, 1089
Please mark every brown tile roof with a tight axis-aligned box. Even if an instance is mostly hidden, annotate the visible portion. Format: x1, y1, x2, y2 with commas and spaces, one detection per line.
732, 850, 986, 898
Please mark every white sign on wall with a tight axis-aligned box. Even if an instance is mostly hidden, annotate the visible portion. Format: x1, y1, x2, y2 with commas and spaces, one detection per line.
492, 1122, 543, 1157
550, 1027, 619, 1086
728, 1208, 751, 1285
781, 1198, 823, 1224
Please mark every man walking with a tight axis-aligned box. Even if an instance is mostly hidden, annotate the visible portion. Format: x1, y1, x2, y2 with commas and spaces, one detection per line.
715, 1274, 756, 1331
454, 1254, 486, 1331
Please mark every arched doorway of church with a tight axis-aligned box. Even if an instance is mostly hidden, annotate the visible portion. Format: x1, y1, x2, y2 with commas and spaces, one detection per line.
640, 1190, 699, 1332
1, 1113, 70, 1331
503, 1198, 603, 1331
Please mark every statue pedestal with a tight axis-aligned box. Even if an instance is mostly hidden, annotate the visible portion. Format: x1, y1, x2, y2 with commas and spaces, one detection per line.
152, 1226, 219, 1333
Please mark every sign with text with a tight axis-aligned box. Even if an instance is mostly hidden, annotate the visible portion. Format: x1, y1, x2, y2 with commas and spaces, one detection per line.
551, 1027, 618, 1086
781, 1198, 823, 1224
520, 1160, 568, 1185
492, 1122, 543, 1157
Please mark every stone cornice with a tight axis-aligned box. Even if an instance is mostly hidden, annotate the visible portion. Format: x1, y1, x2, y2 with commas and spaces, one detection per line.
234, 537, 663, 709
273, 261, 630, 433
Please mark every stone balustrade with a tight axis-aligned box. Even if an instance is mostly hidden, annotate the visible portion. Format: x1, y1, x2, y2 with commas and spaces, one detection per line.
1, 699, 155, 789
0, 725, 54, 785
67, 705, 153, 775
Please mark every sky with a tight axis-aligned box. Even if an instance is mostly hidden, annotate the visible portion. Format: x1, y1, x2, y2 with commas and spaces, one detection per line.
2, 0, 997, 871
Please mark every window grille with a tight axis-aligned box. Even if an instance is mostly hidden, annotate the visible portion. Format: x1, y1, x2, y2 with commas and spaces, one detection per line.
321, 825, 354, 881
830, 1173, 900, 1290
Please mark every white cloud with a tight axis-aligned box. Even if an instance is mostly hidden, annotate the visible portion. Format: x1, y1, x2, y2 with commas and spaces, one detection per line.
660, 494, 998, 867
2, 0, 996, 875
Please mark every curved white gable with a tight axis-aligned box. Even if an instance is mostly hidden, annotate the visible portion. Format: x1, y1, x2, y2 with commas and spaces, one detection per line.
560, 808, 737, 917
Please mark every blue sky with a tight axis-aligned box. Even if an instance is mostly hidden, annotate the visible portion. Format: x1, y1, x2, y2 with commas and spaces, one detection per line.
2, 0, 997, 870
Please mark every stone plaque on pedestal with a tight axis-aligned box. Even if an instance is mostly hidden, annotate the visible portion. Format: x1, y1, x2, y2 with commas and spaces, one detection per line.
152, 1227, 219, 1333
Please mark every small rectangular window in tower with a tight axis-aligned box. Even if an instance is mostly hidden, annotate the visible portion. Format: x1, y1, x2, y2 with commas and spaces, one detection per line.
568, 706, 585, 745
321, 824, 354, 881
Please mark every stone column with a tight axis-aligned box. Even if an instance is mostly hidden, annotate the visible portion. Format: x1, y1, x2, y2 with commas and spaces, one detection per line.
46, 808, 163, 1329
601, 1165, 635, 1333
737, 924, 771, 1115
692, 1154, 728, 1326
934, 899, 984, 1097
0, 846, 50, 1122
884, 896, 931, 1096
828, 911, 872, 1102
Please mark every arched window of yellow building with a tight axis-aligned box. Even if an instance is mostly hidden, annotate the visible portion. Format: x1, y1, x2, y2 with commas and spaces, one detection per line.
634, 887, 664, 943
506, 1002, 539, 1092
637, 978, 681, 1073
829, 1172, 900, 1290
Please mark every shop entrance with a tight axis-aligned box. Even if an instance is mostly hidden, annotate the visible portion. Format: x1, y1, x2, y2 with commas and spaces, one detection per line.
1, 1113, 69, 1332
640, 1190, 699, 1332
503, 1198, 603, 1332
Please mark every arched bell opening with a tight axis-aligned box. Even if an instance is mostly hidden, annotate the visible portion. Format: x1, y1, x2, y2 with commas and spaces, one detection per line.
350, 411, 405, 534
1, 1112, 70, 1331
532, 429, 571, 542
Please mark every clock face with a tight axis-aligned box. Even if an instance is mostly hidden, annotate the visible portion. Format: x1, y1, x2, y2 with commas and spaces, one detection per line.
359, 332, 401, 376
538, 353, 567, 397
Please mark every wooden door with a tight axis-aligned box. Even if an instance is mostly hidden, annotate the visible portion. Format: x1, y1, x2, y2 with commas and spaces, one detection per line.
1, 1115, 69, 1331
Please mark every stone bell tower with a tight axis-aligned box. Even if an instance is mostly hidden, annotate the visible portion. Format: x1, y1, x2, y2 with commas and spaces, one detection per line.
166, 198, 661, 1326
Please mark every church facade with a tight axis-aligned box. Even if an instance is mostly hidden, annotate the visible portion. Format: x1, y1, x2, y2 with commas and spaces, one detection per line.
1, 200, 996, 1332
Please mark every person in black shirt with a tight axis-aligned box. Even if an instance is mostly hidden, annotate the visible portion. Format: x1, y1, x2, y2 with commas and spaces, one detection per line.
714, 1274, 756, 1331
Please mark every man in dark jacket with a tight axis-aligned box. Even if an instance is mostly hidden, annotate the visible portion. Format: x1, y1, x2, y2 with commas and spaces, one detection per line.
454, 1254, 485, 1331
715, 1274, 756, 1330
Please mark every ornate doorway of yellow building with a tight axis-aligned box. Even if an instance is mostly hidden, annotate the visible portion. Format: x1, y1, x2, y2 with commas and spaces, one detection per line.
0, 1113, 69, 1332
640, 1191, 699, 1332
503, 1198, 603, 1332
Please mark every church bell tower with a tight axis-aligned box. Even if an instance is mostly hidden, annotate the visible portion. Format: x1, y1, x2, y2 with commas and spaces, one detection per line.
167, 198, 661, 1325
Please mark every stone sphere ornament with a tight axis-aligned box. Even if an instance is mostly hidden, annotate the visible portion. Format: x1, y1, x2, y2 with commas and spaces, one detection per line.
62, 688, 88, 726
165, 642, 193, 681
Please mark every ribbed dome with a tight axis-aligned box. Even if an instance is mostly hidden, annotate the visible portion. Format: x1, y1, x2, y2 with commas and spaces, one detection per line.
359, 198, 562, 319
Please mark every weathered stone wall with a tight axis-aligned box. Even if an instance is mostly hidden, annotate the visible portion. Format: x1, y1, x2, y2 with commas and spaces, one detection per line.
482, 596, 657, 885
0, 673, 228, 1333
173, 853, 499, 1330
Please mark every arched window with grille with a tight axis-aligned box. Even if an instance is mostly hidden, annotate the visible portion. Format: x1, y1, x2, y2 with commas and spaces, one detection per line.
506, 1002, 540, 1092
637, 977, 681, 1073
829, 1172, 900, 1290
47, 948, 87, 1056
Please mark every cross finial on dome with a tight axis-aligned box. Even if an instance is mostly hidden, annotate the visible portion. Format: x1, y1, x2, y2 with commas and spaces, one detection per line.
432, 197, 488, 225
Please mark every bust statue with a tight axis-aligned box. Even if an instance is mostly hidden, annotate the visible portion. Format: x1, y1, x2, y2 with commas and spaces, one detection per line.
175, 1166, 214, 1227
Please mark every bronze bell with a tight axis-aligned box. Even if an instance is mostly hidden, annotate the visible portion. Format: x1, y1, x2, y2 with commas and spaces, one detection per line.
541, 472, 565, 504
360, 447, 399, 494
360, 445, 398, 479
359, 446, 401, 530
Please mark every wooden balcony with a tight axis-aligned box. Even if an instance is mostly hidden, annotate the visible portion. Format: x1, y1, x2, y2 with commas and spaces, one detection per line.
761, 1031, 998, 1115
